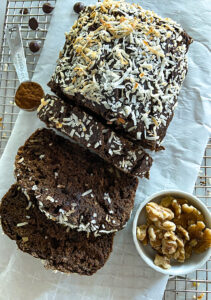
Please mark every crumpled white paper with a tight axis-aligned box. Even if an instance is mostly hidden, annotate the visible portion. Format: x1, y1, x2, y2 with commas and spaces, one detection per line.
0, 0, 211, 299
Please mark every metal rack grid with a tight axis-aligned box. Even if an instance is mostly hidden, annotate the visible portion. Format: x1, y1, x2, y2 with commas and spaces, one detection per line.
164, 140, 211, 300
0, 0, 55, 155
0, 1, 210, 299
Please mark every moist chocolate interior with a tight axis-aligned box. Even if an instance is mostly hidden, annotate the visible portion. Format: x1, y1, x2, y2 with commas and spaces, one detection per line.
0, 184, 114, 275
15, 128, 138, 235
47, 85, 144, 146
38, 94, 153, 177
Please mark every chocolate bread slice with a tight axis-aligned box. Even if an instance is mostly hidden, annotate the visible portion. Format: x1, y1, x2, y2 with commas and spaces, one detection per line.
48, 0, 192, 150
0, 184, 114, 275
15, 128, 138, 236
38, 95, 152, 178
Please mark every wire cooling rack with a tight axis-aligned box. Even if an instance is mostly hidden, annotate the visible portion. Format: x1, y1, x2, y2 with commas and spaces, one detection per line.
0, 0, 55, 154
163, 141, 211, 300
0, 1, 210, 299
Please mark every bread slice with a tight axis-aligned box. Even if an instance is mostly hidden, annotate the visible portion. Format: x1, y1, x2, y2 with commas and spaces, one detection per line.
38, 94, 152, 178
48, 0, 192, 151
15, 128, 138, 236
0, 184, 114, 275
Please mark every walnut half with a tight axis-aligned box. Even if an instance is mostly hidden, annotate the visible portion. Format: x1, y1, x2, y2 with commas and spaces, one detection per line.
146, 202, 174, 222
137, 225, 148, 241
154, 254, 171, 269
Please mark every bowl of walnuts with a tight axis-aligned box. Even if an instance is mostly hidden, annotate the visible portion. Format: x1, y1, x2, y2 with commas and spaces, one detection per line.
133, 190, 211, 275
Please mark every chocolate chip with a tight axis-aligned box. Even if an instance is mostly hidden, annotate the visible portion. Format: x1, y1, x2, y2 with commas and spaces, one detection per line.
28, 18, 39, 30
42, 3, 54, 14
19, 8, 28, 15
29, 41, 40, 53
73, 2, 86, 14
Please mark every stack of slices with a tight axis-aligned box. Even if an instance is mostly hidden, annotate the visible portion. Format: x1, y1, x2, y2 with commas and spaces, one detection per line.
0, 0, 192, 275
0, 128, 138, 275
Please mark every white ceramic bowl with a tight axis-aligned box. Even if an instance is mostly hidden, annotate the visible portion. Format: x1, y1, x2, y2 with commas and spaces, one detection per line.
133, 190, 211, 275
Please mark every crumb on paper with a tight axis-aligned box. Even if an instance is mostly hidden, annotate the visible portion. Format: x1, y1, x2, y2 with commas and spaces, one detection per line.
192, 281, 200, 287
0, 117, 2, 127
195, 293, 205, 300
193, 293, 205, 300
3, 64, 8, 72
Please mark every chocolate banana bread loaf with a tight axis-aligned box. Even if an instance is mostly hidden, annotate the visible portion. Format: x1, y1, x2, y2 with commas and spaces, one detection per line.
48, 0, 192, 150
38, 95, 152, 178
0, 184, 114, 275
15, 128, 138, 236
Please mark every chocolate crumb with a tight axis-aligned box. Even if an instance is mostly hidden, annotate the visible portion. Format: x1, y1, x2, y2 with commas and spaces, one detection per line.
73, 2, 85, 13
19, 8, 28, 15
29, 41, 40, 53
42, 3, 54, 14
28, 18, 39, 30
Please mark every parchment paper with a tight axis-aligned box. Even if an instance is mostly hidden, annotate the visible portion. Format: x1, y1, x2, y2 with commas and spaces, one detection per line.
0, 0, 211, 299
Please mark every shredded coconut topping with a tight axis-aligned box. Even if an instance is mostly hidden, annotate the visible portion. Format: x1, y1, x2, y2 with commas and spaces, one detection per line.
104, 192, 112, 204
46, 196, 55, 202
38, 95, 151, 176
50, 0, 192, 148
17, 222, 28, 227
82, 189, 93, 196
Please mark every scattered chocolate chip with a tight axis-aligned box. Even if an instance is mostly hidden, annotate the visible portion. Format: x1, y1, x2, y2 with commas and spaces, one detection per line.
19, 8, 28, 15
28, 18, 39, 30
29, 41, 40, 53
73, 2, 86, 14
42, 3, 54, 14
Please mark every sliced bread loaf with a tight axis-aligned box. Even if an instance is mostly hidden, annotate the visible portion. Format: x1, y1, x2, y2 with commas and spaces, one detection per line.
48, 0, 192, 150
15, 128, 138, 236
38, 94, 152, 178
0, 184, 114, 275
